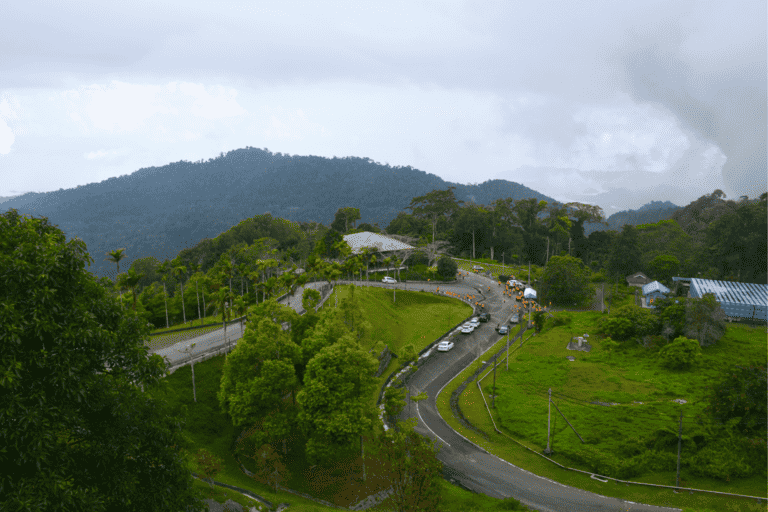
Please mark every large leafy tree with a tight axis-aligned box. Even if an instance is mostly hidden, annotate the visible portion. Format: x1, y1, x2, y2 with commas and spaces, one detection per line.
331, 206, 361, 233
684, 293, 727, 347
0, 209, 205, 512
699, 364, 767, 437
606, 224, 642, 280
296, 337, 379, 466
374, 418, 444, 512
646, 254, 680, 288
494, 197, 549, 266
540, 255, 593, 307
218, 311, 301, 453
542, 203, 573, 263
450, 201, 489, 259
407, 187, 464, 247
703, 195, 768, 284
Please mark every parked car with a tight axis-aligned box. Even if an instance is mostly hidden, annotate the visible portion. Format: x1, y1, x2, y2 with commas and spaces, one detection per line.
382, 276, 397, 283
479, 313, 490, 322
437, 341, 454, 352
472, 265, 484, 272
469, 318, 480, 328
496, 325, 509, 335
461, 323, 474, 334
509, 314, 519, 324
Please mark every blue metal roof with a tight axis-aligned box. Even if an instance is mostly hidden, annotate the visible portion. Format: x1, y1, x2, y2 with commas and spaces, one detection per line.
642, 280, 671, 296
687, 278, 768, 321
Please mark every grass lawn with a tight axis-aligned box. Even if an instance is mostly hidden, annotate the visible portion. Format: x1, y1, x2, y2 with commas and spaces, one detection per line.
142, 282, 532, 511
436, 309, 768, 512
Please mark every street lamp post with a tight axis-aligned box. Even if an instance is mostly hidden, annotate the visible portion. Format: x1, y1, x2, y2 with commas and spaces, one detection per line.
179, 342, 197, 403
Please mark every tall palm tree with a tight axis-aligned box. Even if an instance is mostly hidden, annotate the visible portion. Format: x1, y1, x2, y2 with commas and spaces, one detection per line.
238, 263, 249, 297
172, 258, 188, 325
157, 260, 172, 329
116, 268, 144, 311
105, 248, 127, 305
188, 262, 203, 326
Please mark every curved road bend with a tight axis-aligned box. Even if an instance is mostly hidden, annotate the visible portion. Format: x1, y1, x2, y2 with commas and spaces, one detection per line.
149, 281, 330, 368
339, 275, 680, 512
151, 275, 679, 511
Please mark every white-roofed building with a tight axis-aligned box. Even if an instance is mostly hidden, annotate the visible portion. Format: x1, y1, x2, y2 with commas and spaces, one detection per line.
342, 231, 415, 277
672, 277, 768, 323
342, 231, 415, 255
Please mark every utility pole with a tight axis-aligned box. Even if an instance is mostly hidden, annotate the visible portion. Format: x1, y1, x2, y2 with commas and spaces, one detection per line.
544, 388, 552, 454
506, 327, 510, 370
492, 356, 497, 408
676, 411, 683, 488
180, 342, 197, 402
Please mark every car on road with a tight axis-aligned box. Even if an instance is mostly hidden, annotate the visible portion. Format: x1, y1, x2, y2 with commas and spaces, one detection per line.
479, 313, 490, 322
437, 340, 454, 352
469, 318, 480, 328
508, 279, 524, 288
509, 313, 519, 324
472, 265, 484, 272
382, 276, 397, 283
496, 325, 509, 335
461, 323, 475, 334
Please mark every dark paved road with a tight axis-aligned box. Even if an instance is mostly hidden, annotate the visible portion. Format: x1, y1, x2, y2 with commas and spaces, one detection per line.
150, 274, 680, 511
342, 273, 680, 512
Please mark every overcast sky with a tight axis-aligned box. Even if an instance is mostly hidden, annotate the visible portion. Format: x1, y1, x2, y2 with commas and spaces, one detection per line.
1, 0, 765, 214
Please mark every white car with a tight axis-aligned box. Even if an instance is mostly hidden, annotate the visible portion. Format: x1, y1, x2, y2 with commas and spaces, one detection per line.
437, 341, 454, 352
469, 318, 480, 328
460, 325, 474, 334
382, 276, 397, 283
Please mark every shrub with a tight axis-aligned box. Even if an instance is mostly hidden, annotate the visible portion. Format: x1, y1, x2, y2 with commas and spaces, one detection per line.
551, 314, 572, 327
658, 336, 702, 370
604, 316, 634, 341
532, 311, 546, 333
601, 336, 620, 352
638, 335, 666, 350
498, 274, 510, 283
437, 254, 458, 280
497, 496, 530, 510
701, 364, 767, 436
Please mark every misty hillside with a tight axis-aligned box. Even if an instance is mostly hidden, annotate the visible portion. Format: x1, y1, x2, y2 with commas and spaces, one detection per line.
583, 200, 682, 236
2, 148, 560, 279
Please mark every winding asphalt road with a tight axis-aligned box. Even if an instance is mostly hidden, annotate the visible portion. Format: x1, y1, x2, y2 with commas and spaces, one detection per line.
338, 273, 680, 512
150, 274, 680, 511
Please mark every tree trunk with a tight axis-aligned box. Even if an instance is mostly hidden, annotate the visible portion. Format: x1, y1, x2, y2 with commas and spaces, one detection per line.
196, 280, 202, 326
472, 229, 476, 259
191, 361, 197, 403
163, 282, 169, 329
546, 237, 550, 266
181, 280, 186, 325
361, 435, 366, 482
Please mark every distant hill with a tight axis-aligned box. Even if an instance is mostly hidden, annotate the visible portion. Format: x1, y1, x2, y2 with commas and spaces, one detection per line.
582, 200, 682, 236
2, 147, 560, 280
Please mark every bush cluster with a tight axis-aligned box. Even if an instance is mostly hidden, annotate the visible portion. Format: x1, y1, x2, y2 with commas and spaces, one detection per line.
658, 336, 702, 370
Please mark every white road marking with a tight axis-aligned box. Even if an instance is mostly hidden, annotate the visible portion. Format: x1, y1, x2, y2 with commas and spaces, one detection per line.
415, 402, 450, 447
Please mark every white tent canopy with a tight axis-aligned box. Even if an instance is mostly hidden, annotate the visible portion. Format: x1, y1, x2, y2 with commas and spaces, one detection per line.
524, 287, 537, 300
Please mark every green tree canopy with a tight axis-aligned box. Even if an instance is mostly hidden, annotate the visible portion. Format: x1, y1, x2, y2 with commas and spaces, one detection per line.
0, 209, 204, 512
684, 293, 727, 347
296, 337, 378, 466
540, 255, 593, 307
646, 254, 680, 288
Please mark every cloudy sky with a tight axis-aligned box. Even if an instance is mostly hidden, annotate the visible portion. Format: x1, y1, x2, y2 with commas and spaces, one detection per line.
1, 0, 765, 214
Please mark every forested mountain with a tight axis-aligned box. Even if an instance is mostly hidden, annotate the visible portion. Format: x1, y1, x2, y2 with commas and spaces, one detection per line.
1, 147, 558, 279
582, 200, 682, 236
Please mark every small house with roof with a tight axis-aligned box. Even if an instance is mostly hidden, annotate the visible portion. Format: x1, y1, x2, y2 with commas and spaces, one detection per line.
627, 271, 653, 288
642, 280, 671, 308
342, 231, 415, 276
